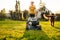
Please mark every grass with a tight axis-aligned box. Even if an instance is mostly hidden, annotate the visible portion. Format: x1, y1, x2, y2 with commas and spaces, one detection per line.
0, 20, 26, 40
0, 20, 60, 40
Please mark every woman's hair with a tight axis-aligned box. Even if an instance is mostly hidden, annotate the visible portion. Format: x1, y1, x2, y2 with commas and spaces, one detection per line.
31, 1, 34, 4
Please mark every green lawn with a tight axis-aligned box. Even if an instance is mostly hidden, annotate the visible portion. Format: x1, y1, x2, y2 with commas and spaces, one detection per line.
0, 20, 60, 40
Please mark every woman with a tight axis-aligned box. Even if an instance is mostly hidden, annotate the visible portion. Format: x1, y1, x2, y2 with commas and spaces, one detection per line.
29, 1, 36, 17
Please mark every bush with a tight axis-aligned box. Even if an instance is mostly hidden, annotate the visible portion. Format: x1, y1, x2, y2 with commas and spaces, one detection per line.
55, 14, 60, 21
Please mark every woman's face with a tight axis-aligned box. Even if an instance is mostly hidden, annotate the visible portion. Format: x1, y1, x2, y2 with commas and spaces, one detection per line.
31, 2, 34, 5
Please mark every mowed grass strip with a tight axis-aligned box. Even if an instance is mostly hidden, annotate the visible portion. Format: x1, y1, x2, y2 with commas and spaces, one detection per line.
21, 21, 60, 40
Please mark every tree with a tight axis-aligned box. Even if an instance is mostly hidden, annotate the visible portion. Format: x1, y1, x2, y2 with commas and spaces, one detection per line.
23, 10, 28, 20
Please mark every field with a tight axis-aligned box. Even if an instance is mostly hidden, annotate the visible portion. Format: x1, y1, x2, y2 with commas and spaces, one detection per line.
0, 20, 60, 40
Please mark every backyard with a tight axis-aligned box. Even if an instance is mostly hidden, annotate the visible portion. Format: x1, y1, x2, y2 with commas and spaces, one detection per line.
0, 20, 60, 40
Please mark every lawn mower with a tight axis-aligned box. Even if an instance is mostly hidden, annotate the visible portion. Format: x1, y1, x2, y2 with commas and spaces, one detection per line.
26, 17, 41, 30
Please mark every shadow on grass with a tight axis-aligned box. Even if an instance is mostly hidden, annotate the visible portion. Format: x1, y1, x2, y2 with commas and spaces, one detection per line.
19, 30, 51, 40
54, 26, 60, 30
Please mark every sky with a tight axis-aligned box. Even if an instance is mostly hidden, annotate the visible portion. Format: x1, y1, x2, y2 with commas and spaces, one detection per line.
0, 0, 60, 13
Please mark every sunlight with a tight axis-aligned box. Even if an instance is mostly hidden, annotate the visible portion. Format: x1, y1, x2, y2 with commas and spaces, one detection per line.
0, 0, 60, 13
